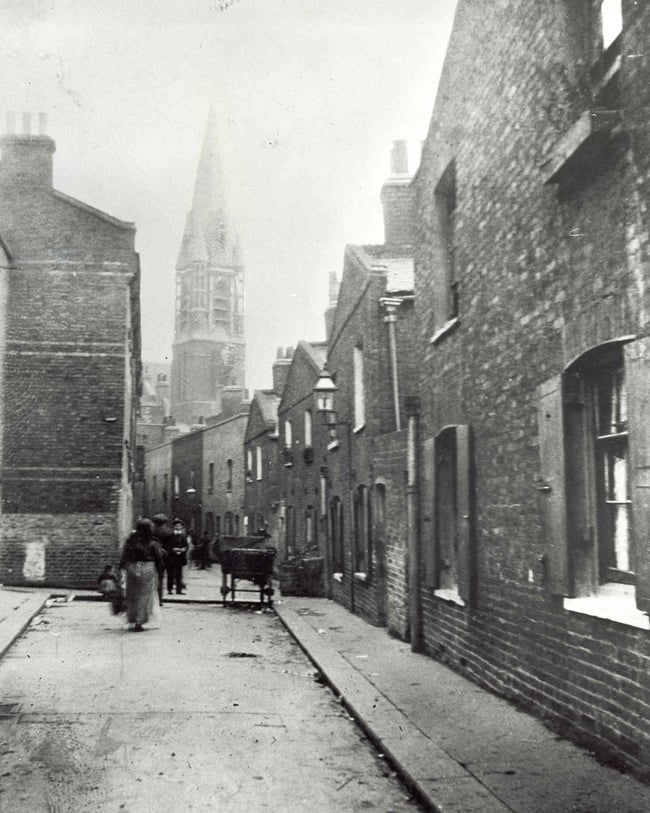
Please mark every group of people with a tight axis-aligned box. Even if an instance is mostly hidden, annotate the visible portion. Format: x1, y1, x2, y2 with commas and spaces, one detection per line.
101, 514, 192, 632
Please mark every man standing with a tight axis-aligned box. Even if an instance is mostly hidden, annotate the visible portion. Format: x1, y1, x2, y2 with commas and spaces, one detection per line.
167, 520, 189, 595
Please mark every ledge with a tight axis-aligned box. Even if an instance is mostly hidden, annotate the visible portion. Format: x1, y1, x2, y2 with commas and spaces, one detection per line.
434, 587, 466, 607
353, 572, 368, 584
430, 317, 460, 346
540, 108, 622, 184
563, 583, 649, 630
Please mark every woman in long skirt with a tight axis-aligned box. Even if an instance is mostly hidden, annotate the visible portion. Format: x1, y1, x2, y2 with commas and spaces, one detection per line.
119, 518, 164, 631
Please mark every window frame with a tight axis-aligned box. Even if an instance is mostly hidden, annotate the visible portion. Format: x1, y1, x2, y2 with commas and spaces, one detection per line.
353, 346, 365, 432
537, 336, 650, 624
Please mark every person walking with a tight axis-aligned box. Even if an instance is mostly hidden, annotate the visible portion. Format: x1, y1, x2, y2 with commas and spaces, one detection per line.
166, 519, 189, 595
151, 514, 172, 604
119, 518, 164, 632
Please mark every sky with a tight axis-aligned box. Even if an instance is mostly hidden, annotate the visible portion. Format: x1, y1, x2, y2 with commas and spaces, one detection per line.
0, 0, 458, 391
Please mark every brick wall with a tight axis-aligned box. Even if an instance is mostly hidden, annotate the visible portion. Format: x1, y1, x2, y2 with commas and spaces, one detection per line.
327, 247, 416, 626
414, 0, 650, 779
0, 131, 140, 588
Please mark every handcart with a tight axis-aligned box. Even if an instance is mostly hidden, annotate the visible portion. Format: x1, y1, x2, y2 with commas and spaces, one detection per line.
218, 535, 276, 607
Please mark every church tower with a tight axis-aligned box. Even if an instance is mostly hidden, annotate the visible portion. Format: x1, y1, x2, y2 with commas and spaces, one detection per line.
171, 109, 246, 425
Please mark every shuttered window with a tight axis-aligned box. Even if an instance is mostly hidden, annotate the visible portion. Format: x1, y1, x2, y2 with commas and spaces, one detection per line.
538, 337, 650, 614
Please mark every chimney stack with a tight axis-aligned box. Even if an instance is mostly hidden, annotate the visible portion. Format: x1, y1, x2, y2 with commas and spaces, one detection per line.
0, 111, 55, 191
220, 385, 245, 418
324, 271, 339, 341
380, 139, 415, 247
272, 347, 293, 396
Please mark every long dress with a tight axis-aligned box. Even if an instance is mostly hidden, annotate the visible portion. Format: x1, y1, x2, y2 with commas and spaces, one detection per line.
120, 533, 163, 629
124, 561, 161, 627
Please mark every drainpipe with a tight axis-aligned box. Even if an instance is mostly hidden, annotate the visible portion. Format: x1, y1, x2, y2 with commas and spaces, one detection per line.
405, 396, 422, 652
380, 297, 403, 431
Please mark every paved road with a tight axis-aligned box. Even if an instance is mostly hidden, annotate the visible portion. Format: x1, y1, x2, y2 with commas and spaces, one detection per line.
0, 599, 422, 812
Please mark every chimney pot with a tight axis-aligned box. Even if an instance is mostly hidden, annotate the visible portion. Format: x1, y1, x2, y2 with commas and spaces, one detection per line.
5, 112, 15, 135
22, 113, 32, 135
38, 112, 47, 136
390, 140, 409, 175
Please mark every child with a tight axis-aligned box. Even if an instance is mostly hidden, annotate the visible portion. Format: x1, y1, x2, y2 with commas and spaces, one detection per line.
97, 564, 118, 599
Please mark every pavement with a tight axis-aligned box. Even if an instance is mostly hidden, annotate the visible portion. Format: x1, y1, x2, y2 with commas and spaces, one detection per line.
1, 567, 650, 812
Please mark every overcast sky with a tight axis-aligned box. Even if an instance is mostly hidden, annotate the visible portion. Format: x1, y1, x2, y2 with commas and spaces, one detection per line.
1, 0, 457, 391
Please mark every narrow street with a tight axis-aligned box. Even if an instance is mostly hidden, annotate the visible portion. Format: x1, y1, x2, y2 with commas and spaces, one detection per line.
0, 588, 422, 812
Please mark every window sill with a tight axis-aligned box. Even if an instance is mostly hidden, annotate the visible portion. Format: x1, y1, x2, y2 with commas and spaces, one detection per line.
354, 572, 368, 584
430, 317, 460, 345
353, 423, 365, 434
434, 587, 466, 607
333, 572, 344, 583
563, 583, 649, 630
327, 439, 340, 451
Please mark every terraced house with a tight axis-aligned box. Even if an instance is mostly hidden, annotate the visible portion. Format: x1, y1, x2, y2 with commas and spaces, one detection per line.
414, 0, 650, 781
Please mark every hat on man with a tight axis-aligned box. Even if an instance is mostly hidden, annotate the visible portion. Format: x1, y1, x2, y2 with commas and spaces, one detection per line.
152, 514, 169, 525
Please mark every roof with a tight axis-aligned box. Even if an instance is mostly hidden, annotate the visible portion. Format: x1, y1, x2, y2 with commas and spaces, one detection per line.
253, 389, 280, 426
348, 244, 414, 294
299, 340, 328, 372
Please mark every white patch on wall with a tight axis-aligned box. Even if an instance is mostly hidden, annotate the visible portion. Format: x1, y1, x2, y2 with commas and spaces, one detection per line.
23, 541, 46, 581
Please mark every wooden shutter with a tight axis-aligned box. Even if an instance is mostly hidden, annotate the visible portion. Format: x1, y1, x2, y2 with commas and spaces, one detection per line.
456, 424, 474, 603
624, 337, 650, 614
537, 375, 569, 595
422, 437, 436, 588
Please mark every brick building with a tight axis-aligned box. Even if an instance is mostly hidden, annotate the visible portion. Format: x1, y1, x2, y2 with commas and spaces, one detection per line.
136, 362, 171, 451
414, 0, 650, 780
0, 114, 141, 587
277, 340, 327, 595
323, 141, 418, 631
243, 350, 288, 547
170, 109, 245, 425
201, 387, 249, 542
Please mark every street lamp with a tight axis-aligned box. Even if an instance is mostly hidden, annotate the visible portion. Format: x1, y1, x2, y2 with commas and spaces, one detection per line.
312, 363, 354, 607
314, 365, 337, 414
313, 365, 347, 449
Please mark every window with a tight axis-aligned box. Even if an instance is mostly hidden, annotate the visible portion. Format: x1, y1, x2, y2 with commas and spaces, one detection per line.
354, 485, 370, 575
163, 473, 168, 504
304, 409, 312, 447
435, 160, 458, 326
256, 446, 263, 481
173, 474, 180, 498
226, 459, 232, 492
538, 337, 650, 623
353, 346, 365, 430
246, 449, 253, 480
424, 425, 474, 605
286, 505, 295, 557
600, 0, 622, 50
208, 462, 214, 494
330, 496, 344, 573
152, 475, 157, 506
305, 505, 317, 548
284, 420, 292, 448
224, 511, 234, 536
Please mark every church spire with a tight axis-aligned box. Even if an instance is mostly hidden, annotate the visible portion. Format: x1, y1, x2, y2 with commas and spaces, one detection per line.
170, 107, 246, 426
176, 107, 235, 271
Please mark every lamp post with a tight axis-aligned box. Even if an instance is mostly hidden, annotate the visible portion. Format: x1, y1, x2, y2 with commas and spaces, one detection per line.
185, 486, 197, 536
313, 364, 355, 611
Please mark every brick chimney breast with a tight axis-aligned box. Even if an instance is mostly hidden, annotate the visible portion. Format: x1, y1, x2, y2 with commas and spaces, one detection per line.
380, 139, 415, 246
0, 112, 55, 190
